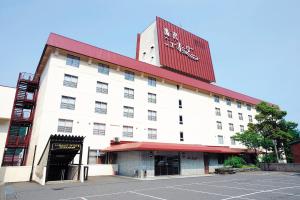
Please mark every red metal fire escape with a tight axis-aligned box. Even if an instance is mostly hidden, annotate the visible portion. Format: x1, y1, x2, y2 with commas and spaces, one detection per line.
2, 72, 39, 166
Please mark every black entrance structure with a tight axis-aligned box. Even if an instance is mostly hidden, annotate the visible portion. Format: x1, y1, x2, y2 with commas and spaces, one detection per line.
38, 134, 84, 182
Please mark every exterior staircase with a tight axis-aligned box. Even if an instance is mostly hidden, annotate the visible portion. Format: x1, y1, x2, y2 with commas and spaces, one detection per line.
2, 72, 39, 166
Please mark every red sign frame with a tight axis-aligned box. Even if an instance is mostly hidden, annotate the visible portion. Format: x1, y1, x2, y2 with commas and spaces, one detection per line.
156, 17, 216, 83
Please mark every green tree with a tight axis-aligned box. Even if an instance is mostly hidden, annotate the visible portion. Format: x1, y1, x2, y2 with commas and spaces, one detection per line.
233, 102, 299, 163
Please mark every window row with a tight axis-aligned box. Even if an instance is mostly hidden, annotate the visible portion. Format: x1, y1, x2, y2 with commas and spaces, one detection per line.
217, 135, 237, 145
215, 108, 253, 122
57, 118, 157, 139
216, 121, 245, 132
214, 95, 252, 111
65, 54, 156, 86
64, 75, 157, 102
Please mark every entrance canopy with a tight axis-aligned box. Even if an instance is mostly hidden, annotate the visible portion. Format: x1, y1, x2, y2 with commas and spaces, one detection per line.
103, 142, 249, 154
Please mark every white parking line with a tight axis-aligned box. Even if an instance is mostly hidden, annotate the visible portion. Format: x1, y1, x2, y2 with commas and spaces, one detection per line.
271, 191, 300, 197
219, 185, 300, 200
58, 179, 242, 200
230, 181, 280, 188
256, 179, 300, 185
168, 186, 231, 197
80, 198, 88, 200
129, 191, 167, 200
196, 183, 260, 191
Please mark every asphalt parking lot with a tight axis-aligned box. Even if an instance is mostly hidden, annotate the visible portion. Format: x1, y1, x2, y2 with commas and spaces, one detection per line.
3, 171, 300, 200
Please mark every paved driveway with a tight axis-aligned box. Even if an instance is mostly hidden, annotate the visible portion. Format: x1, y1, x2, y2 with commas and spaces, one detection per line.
3, 172, 300, 200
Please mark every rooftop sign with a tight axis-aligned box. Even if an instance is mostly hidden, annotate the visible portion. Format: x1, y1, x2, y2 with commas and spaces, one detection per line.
156, 17, 216, 83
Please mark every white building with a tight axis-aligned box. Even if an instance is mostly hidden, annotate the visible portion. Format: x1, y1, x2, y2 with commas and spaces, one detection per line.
1, 17, 262, 183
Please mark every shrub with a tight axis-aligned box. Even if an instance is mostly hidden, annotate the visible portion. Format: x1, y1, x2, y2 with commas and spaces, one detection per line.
261, 153, 277, 163
224, 156, 246, 168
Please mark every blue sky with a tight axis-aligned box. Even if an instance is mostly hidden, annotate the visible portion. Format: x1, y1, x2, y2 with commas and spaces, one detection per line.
0, 0, 299, 125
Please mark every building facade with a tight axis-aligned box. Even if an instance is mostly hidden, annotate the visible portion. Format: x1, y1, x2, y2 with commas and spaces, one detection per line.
0, 86, 15, 166
2, 17, 262, 182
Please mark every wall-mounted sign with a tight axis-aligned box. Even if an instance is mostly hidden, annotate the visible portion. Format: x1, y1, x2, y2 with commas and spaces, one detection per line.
163, 27, 199, 61
156, 17, 215, 82
51, 143, 81, 151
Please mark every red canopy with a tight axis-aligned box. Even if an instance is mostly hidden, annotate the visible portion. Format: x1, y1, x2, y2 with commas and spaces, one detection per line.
103, 142, 248, 154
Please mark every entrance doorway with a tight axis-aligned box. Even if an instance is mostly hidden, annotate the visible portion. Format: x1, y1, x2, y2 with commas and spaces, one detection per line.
37, 135, 84, 182
154, 153, 180, 176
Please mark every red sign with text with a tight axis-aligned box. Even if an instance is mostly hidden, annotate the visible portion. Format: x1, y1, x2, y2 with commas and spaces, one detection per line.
156, 17, 215, 83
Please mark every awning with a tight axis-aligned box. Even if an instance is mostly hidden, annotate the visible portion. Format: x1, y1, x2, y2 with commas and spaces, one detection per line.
102, 142, 250, 154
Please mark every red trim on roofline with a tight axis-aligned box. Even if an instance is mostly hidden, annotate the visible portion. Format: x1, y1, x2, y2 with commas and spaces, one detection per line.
43, 33, 262, 105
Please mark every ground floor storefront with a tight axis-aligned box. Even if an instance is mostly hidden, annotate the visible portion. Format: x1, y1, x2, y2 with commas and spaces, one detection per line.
103, 141, 253, 178
115, 151, 226, 177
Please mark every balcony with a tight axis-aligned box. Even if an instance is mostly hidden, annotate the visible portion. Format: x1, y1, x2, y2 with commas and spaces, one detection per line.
12, 110, 33, 122
6, 135, 29, 147
19, 72, 39, 84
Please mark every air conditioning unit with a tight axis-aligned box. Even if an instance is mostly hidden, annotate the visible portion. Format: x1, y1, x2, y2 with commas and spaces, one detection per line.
114, 137, 120, 143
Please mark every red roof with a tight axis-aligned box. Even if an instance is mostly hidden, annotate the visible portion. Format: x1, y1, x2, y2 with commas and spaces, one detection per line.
44, 33, 261, 105
102, 142, 247, 154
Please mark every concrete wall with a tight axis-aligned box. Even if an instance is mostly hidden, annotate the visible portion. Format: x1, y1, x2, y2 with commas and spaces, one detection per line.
0, 166, 31, 183
261, 163, 300, 172
208, 154, 223, 173
117, 151, 145, 177
181, 152, 204, 175
0, 86, 15, 166
138, 20, 160, 65
88, 164, 118, 176
0, 119, 10, 166
0, 86, 15, 119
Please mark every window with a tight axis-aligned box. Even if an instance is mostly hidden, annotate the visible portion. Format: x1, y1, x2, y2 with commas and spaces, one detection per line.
60, 96, 76, 110
148, 128, 157, 140
248, 115, 253, 123
95, 101, 107, 114
237, 101, 242, 108
218, 154, 225, 164
88, 149, 106, 164
238, 113, 243, 120
124, 87, 134, 99
227, 110, 232, 118
123, 126, 133, 137
180, 131, 184, 141
123, 106, 134, 118
240, 125, 245, 132
63, 74, 78, 88
218, 135, 224, 144
231, 137, 236, 145
148, 110, 157, 121
98, 63, 109, 75
215, 108, 221, 116
247, 104, 252, 111
179, 115, 183, 124
148, 77, 156, 87
226, 98, 231, 106
229, 123, 234, 131
66, 54, 80, 67
214, 95, 220, 103
148, 93, 156, 103
217, 121, 222, 130
124, 71, 134, 81
179, 100, 182, 108
93, 123, 105, 135
57, 119, 73, 133
96, 82, 108, 94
